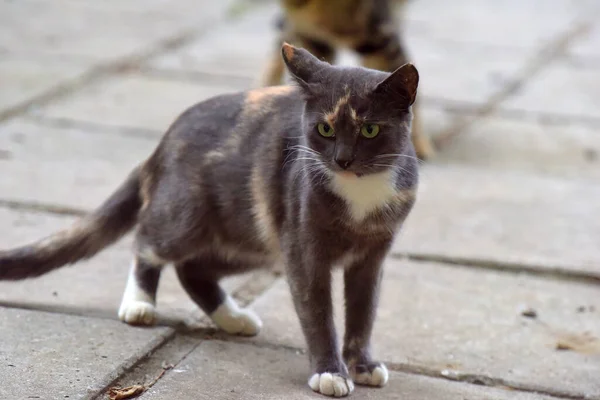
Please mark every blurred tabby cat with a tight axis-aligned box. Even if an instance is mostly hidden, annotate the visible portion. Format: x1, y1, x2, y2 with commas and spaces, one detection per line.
260, 0, 434, 159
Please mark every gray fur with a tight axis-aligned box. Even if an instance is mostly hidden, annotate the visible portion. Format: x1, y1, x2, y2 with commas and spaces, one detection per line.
0, 44, 418, 395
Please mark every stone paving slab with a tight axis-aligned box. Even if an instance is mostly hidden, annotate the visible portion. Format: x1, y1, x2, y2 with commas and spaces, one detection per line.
435, 116, 600, 180
0, 119, 156, 210
404, 0, 585, 49
498, 61, 600, 121
146, 4, 276, 82
28, 74, 244, 132
0, 0, 234, 61
406, 36, 526, 106
0, 307, 170, 400
394, 164, 600, 276
250, 261, 600, 398
141, 340, 561, 400
568, 22, 600, 63
67, 0, 238, 18
0, 56, 88, 114
0, 207, 247, 322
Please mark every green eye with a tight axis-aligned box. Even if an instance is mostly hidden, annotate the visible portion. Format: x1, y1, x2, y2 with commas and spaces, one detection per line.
361, 124, 380, 138
317, 123, 335, 138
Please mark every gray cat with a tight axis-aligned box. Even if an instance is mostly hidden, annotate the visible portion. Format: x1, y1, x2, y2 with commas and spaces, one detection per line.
0, 44, 419, 397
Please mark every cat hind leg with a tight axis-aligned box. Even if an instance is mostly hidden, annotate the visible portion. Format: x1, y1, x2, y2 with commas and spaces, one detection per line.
118, 249, 164, 325
176, 258, 262, 336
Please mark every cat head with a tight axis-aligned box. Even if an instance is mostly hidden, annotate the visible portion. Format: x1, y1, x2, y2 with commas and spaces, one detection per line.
281, 43, 418, 178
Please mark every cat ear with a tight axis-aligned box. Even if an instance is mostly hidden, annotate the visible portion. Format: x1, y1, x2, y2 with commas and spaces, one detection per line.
373, 63, 419, 107
281, 43, 328, 87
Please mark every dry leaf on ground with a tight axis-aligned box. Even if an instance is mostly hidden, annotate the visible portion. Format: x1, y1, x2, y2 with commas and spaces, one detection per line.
108, 385, 145, 400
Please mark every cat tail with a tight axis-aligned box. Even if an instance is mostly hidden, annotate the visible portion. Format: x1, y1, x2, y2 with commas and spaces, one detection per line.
0, 166, 143, 280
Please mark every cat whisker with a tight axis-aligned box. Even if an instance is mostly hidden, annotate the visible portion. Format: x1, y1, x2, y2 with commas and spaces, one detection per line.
371, 163, 397, 169
288, 144, 322, 155
295, 157, 324, 163
299, 160, 330, 189
373, 153, 424, 165
370, 163, 418, 178
290, 158, 327, 188
283, 147, 323, 170
288, 150, 320, 159
374, 153, 421, 160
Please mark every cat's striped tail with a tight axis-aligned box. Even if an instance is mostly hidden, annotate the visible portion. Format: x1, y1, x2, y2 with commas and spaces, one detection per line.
0, 167, 142, 280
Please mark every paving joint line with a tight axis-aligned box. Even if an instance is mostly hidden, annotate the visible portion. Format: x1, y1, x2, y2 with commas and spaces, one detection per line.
0, 13, 234, 124
385, 361, 591, 400
20, 92, 481, 139
181, 336, 583, 400
0, 269, 281, 325
92, 270, 280, 398
433, 19, 593, 150
85, 328, 178, 400
479, 107, 600, 128
394, 252, 600, 286
2, 195, 597, 286
0, 269, 591, 398
91, 335, 202, 400
0, 0, 269, 125
141, 66, 255, 86
24, 115, 163, 140
0, 301, 120, 321
0, 270, 282, 398
0, 30, 195, 123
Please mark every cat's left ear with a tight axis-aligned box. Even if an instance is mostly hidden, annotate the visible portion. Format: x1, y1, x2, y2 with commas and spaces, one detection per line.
373, 63, 419, 107
281, 43, 328, 88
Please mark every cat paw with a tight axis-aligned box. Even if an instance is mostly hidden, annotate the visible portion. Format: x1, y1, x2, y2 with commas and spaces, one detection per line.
349, 362, 389, 387
308, 372, 354, 397
118, 300, 156, 326
216, 308, 262, 336
210, 297, 262, 336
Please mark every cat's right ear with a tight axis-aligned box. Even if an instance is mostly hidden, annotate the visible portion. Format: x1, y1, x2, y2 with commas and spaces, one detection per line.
373, 63, 419, 107
281, 43, 327, 89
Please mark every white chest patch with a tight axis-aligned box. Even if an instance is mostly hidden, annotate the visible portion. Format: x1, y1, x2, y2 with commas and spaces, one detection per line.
329, 170, 398, 221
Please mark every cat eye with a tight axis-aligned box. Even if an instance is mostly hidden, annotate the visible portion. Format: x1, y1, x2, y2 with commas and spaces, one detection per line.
361, 124, 380, 138
317, 123, 335, 138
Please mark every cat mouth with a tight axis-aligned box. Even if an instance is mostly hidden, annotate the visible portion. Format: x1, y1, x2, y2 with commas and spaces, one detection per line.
335, 171, 365, 178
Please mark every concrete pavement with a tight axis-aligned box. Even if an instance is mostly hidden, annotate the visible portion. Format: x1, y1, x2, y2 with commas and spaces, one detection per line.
0, 0, 599, 399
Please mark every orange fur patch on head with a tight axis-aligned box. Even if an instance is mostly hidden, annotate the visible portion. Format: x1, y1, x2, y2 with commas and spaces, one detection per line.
349, 107, 358, 122
245, 86, 295, 106
282, 43, 295, 61
324, 92, 351, 124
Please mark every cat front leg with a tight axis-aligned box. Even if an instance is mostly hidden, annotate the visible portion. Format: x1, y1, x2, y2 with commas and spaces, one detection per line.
285, 247, 354, 397
342, 242, 391, 388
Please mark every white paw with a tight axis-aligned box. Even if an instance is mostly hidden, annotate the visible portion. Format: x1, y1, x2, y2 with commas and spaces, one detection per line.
214, 308, 262, 336
308, 372, 354, 397
350, 363, 389, 387
118, 300, 157, 326
210, 296, 262, 336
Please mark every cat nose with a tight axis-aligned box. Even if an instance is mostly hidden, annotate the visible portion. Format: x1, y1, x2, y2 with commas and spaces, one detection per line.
335, 157, 353, 170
